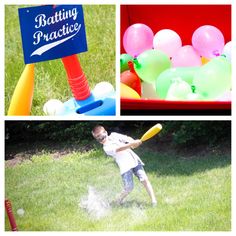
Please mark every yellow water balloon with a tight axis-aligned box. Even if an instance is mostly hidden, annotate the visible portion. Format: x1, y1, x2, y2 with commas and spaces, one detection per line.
201, 57, 210, 65
120, 83, 140, 99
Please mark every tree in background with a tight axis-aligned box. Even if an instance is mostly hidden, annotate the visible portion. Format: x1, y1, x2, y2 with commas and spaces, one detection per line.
5, 121, 231, 148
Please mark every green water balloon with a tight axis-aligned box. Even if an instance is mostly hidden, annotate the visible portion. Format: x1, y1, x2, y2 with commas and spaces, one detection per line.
120, 54, 133, 72
193, 56, 231, 100
133, 49, 171, 84
155, 67, 198, 99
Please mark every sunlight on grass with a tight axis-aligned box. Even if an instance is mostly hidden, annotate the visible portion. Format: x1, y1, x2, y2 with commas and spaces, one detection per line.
5, 148, 231, 231
5, 5, 115, 115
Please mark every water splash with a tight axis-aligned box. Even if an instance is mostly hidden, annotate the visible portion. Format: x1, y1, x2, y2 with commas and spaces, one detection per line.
130, 203, 147, 225
80, 186, 111, 220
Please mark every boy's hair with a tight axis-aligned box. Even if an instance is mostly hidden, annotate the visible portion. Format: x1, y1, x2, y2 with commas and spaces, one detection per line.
92, 125, 105, 137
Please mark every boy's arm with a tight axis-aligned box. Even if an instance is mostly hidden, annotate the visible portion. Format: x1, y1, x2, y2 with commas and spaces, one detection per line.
124, 136, 135, 143
116, 139, 142, 152
114, 132, 135, 143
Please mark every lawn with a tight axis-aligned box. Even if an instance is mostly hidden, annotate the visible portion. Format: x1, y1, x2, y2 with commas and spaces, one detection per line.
5, 145, 231, 231
5, 5, 116, 115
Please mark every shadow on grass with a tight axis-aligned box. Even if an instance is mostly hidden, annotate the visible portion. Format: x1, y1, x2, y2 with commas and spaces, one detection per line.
110, 200, 150, 209
5, 140, 231, 177
138, 148, 231, 177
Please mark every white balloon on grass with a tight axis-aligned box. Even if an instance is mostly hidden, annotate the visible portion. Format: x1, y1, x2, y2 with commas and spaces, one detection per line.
43, 99, 65, 116
93, 82, 115, 98
17, 208, 25, 217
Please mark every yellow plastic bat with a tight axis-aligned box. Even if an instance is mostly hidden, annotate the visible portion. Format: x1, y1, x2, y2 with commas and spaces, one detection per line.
8, 64, 34, 116
140, 123, 162, 142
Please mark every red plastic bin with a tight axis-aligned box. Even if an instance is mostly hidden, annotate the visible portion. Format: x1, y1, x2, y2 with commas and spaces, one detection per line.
120, 5, 231, 114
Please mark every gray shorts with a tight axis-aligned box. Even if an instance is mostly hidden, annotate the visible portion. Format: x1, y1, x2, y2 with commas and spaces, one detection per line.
121, 162, 148, 192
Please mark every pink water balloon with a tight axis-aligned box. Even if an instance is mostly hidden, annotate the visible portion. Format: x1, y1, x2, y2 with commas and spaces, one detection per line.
171, 45, 202, 67
192, 25, 225, 58
123, 23, 154, 57
153, 29, 182, 58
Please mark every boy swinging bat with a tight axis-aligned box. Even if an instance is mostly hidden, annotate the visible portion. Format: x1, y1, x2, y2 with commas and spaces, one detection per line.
92, 124, 161, 206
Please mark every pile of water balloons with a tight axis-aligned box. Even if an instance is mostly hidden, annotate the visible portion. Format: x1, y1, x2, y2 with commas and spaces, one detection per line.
120, 23, 232, 101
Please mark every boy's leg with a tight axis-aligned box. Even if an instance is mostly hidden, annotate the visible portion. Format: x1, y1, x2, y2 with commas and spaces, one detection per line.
133, 164, 157, 205
141, 179, 157, 205
117, 170, 134, 204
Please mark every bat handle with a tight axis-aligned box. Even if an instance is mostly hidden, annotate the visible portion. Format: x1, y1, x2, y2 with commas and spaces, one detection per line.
5, 199, 18, 231
62, 55, 91, 100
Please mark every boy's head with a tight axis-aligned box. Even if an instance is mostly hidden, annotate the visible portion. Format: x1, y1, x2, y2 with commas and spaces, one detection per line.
92, 125, 108, 143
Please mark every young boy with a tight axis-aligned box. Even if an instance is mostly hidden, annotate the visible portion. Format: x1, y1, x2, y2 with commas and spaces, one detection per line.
92, 125, 157, 206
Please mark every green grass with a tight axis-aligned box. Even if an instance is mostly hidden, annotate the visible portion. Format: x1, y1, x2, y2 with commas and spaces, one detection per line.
5, 147, 231, 231
5, 5, 115, 115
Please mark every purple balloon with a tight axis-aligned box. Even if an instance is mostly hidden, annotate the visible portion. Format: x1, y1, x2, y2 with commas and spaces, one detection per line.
123, 23, 154, 57
192, 25, 225, 58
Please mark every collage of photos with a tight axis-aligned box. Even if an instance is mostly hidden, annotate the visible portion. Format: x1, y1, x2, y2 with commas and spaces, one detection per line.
1, 0, 233, 234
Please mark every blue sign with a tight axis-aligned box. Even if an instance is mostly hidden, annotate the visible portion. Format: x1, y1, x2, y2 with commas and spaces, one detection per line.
18, 5, 88, 64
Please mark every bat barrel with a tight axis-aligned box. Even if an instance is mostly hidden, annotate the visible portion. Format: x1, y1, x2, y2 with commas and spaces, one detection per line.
141, 123, 162, 142
7, 64, 34, 116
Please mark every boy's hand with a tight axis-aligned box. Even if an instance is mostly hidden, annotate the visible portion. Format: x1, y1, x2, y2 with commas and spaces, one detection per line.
131, 139, 142, 149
